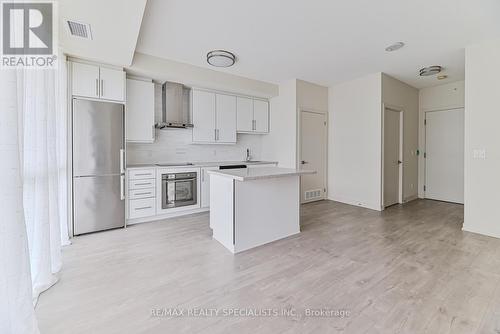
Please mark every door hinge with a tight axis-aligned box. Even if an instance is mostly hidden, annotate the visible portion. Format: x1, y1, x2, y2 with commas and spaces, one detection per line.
424, 185, 426, 191
323, 188, 326, 193
424, 152, 426, 158
324, 121, 327, 126
424, 119, 427, 126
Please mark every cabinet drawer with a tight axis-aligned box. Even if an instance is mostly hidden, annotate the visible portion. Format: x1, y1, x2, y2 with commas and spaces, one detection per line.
129, 188, 155, 199
129, 179, 156, 189
129, 198, 156, 219
128, 169, 155, 180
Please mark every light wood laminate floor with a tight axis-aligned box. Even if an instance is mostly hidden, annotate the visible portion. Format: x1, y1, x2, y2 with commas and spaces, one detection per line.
36, 200, 500, 334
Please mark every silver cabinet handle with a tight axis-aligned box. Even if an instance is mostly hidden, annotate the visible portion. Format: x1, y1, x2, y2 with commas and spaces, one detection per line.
120, 175, 125, 200
96, 78, 99, 97
134, 173, 152, 176
101, 79, 104, 97
134, 192, 152, 196
134, 182, 152, 186
135, 206, 152, 210
214, 129, 217, 141
120, 149, 125, 174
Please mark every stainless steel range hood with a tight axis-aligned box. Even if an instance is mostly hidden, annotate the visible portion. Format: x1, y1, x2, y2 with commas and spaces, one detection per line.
156, 81, 193, 129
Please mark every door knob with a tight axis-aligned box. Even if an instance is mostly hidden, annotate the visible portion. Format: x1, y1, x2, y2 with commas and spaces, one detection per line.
301, 160, 308, 165
398, 160, 403, 164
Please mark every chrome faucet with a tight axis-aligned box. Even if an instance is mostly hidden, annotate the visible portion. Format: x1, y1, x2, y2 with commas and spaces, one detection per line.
246, 148, 252, 162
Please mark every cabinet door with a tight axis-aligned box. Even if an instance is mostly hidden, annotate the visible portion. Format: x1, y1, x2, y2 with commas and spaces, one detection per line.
253, 99, 269, 133
201, 166, 219, 209
236, 97, 254, 132
216, 94, 237, 143
100, 67, 125, 102
72, 62, 99, 98
192, 90, 216, 143
126, 79, 155, 143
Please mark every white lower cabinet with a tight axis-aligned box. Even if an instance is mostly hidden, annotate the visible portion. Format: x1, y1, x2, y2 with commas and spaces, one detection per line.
201, 166, 219, 208
129, 198, 156, 219
127, 168, 156, 219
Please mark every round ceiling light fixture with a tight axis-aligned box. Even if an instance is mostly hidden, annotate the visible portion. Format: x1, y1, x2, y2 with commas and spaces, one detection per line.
385, 42, 405, 52
207, 50, 236, 67
420, 65, 442, 76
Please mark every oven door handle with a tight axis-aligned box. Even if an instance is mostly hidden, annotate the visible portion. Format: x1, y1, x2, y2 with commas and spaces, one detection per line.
164, 177, 197, 182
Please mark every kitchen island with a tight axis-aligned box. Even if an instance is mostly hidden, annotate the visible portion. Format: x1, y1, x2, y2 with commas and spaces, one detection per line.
208, 167, 315, 253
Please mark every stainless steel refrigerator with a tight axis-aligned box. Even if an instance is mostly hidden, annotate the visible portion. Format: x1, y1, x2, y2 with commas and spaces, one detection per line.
72, 98, 125, 235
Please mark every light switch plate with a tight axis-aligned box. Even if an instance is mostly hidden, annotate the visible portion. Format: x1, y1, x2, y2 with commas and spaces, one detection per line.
473, 149, 486, 159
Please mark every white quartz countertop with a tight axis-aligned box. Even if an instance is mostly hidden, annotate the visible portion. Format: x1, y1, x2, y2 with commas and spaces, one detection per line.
207, 167, 315, 181
127, 161, 278, 169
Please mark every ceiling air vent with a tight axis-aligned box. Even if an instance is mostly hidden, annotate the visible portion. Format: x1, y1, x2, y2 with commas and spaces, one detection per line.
67, 20, 92, 40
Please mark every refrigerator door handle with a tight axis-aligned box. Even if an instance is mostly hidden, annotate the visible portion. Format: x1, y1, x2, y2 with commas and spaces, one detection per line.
120, 149, 125, 174
120, 174, 125, 200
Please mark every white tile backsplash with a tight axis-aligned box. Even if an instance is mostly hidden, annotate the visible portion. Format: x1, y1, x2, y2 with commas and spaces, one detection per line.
126, 83, 263, 164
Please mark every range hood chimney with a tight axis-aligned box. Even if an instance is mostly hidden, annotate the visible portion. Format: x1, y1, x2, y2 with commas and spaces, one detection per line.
156, 81, 193, 129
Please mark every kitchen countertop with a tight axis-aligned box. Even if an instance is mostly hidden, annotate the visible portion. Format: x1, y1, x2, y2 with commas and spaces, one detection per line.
126, 161, 278, 169
207, 167, 315, 181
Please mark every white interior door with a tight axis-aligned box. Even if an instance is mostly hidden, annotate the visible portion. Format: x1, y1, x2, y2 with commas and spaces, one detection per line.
425, 108, 464, 204
384, 108, 401, 207
300, 111, 327, 203
215, 94, 237, 143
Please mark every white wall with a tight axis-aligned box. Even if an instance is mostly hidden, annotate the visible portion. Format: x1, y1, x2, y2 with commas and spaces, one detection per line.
127, 84, 263, 164
296, 79, 329, 112
329, 73, 383, 210
382, 74, 419, 202
463, 39, 500, 238
127, 52, 279, 98
418, 81, 465, 197
261, 79, 328, 168
261, 80, 297, 168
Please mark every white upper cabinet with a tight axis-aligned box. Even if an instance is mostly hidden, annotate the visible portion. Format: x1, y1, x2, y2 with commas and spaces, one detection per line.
192, 90, 237, 144
192, 90, 217, 143
236, 97, 269, 134
71, 61, 125, 102
253, 99, 269, 133
100, 67, 126, 102
216, 94, 237, 143
236, 97, 254, 132
126, 78, 155, 143
72, 62, 100, 99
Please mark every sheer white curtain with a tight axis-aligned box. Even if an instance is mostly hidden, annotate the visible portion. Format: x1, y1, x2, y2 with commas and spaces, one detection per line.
0, 70, 40, 334
0, 54, 69, 333
17, 53, 69, 304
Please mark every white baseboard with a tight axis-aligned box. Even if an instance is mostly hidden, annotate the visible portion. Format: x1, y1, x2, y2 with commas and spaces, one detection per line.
328, 195, 382, 211
127, 207, 210, 225
462, 225, 500, 239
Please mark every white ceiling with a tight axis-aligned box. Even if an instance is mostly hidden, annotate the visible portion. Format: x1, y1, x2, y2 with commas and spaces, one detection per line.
136, 0, 500, 88
59, 0, 147, 66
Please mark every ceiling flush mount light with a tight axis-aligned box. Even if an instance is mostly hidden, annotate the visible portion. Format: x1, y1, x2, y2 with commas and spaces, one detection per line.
420, 65, 442, 76
385, 42, 405, 52
207, 50, 236, 67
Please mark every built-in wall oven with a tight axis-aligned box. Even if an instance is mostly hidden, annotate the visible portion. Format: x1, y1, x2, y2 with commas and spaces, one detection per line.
161, 172, 197, 209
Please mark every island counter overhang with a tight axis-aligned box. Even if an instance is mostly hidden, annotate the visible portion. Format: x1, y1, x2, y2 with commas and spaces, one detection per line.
208, 167, 315, 253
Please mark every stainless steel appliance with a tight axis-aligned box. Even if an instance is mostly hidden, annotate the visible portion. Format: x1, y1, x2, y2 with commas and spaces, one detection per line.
156, 81, 193, 129
162, 172, 197, 209
72, 98, 125, 235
